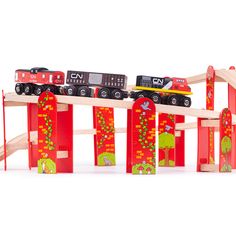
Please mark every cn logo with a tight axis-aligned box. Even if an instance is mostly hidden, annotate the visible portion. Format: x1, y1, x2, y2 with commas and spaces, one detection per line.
153, 78, 164, 86
71, 73, 83, 79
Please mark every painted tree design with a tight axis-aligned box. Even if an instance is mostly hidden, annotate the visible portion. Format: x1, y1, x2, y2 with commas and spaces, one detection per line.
96, 110, 114, 149
159, 132, 175, 166
221, 136, 232, 172
138, 113, 155, 160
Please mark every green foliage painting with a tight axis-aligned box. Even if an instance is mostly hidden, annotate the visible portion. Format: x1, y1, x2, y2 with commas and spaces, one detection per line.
38, 158, 56, 174
132, 163, 156, 175
159, 132, 175, 166
220, 136, 232, 172
98, 152, 116, 166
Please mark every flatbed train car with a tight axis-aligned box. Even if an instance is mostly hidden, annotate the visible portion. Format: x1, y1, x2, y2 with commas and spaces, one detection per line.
14, 67, 192, 107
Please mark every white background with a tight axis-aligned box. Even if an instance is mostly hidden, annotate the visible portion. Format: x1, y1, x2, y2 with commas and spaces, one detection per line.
0, 0, 236, 235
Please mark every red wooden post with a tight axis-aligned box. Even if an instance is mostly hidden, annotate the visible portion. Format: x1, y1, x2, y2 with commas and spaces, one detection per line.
93, 89, 116, 166
37, 91, 73, 173
93, 106, 98, 166
158, 113, 176, 167
38, 92, 57, 174
206, 65, 215, 164
219, 108, 232, 172
228, 66, 236, 169
27, 103, 39, 168
175, 115, 185, 166
2, 90, 7, 171
131, 98, 156, 174
56, 104, 73, 173
126, 109, 132, 173
197, 118, 209, 172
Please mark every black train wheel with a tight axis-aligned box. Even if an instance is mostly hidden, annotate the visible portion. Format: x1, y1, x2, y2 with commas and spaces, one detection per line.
45, 85, 58, 94
136, 91, 147, 99
111, 89, 123, 100
182, 97, 191, 107
150, 93, 161, 104
34, 85, 44, 96
98, 88, 110, 99
15, 83, 24, 95
65, 86, 77, 96
167, 95, 179, 106
77, 86, 90, 97
24, 83, 34, 95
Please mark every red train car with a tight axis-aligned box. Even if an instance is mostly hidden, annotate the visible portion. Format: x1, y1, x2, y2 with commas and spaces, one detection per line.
15, 67, 65, 95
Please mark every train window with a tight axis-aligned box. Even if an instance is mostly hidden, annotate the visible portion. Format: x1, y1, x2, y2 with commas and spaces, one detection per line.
176, 79, 185, 83
49, 75, 53, 83
89, 73, 102, 85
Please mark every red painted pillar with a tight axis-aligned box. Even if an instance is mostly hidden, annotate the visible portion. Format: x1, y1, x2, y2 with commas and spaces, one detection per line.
131, 98, 156, 174
56, 104, 73, 173
206, 66, 215, 164
197, 118, 209, 171
219, 108, 232, 172
38, 92, 57, 174
175, 115, 185, 166
126, 109, 132, 173
93, 89, 116, 166
158, 113, 176, 167
228, 66, 236, 169
27, 103, 39, 168
37, 92, 73, 173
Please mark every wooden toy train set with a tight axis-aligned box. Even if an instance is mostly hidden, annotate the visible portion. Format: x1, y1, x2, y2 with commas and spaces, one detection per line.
1, 65, 236, 174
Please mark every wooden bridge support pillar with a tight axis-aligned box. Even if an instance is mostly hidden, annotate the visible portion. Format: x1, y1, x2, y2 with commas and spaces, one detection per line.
93, 89, 116, 166
129, 98, 156, 174
219, 108, 232, 172
37, 91, 73, 174
126, 109, 132, 173
27, 103, 39, 169
206, 66, 215, 165
197, 118, 210, 171
228, 66, 236, 169
175, 115, 185, 166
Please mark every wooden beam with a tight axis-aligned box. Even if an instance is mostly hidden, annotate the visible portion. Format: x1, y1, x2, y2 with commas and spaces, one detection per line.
176, 122, 197, 130
201, 119, 219, 128
57, 104, 69, 112
200, 164, 218, 172
5, 101, 27, 107
4, 92, 236, 122
57, 151, 68, 159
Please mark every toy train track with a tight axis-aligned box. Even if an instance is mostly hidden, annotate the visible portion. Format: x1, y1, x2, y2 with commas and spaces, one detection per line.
14, 67, 192, 107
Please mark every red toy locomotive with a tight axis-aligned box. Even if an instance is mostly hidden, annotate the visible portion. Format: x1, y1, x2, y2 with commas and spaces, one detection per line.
131, 75, 192, 107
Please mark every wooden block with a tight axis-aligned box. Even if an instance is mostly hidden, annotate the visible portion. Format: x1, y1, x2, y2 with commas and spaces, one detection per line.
200, 164, 218, 172
57, 103, 69, 112
57, 151, 68, 159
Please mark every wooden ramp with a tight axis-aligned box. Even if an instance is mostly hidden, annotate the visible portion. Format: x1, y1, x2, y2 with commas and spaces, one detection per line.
186, 69, 236, 89
0, 133, 28, 161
